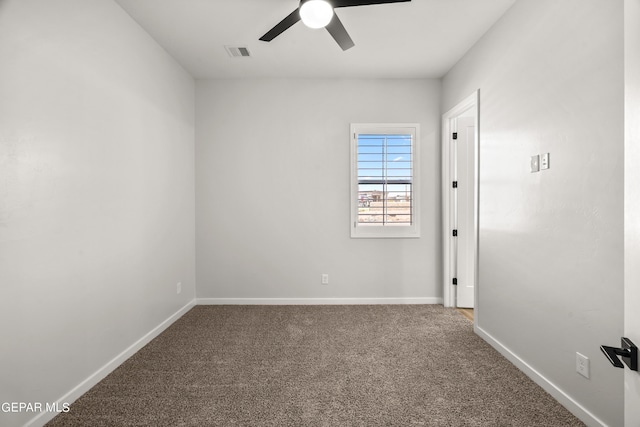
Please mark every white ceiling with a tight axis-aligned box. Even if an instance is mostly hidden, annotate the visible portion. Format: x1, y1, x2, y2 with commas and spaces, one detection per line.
114, 0, 515, 79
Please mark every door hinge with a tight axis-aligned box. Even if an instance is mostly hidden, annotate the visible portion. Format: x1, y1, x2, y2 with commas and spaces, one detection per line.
452, 278, 458, 285
452, 132, 458, 140
452, 181, 458, 188
453, 229, 458, 237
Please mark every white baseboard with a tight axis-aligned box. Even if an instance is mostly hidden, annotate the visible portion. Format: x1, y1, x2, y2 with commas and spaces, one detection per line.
475, 325, 607, 427
196, 297, 443, 305
26, 299, 197, 427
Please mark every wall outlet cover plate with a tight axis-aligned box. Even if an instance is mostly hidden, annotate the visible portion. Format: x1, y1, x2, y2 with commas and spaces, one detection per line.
576, 352, 590, 379
530, 155, 540, 173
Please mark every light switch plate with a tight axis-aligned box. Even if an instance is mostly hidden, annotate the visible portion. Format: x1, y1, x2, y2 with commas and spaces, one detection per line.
530, 155, 540, 173
541, 153, 550, 170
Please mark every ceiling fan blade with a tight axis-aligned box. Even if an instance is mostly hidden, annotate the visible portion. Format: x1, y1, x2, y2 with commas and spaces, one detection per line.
325, 14, 355, 51
333, 0, 410, 8
259, 8, 301, 42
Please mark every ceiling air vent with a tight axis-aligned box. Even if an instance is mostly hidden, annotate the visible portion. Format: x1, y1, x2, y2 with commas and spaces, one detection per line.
225, 46, 251, 58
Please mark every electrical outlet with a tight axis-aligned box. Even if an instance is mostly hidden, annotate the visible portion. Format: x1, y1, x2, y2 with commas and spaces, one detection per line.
321, 274, 329, 285
177, 282, 182, 295
576, 352, 590, 379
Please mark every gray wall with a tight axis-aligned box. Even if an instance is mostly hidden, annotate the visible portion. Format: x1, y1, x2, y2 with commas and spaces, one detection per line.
0, 1, 196, 426
442, 1, 623, 425
196, 78, 442, 302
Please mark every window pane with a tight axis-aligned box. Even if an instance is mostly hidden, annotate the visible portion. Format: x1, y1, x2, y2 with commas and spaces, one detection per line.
387, 170, 412, 181
386, 146, 412, 154
358, 170, 385, 180
358, 153, 383, 162
358, 146, 383, 154
356, 133, 413, 227
387, 184, 411, 198
387, 161, 412, 170
386, 136, 411, 145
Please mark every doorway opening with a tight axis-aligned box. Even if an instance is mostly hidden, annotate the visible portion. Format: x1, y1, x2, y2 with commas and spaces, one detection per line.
442, 90, 479, 313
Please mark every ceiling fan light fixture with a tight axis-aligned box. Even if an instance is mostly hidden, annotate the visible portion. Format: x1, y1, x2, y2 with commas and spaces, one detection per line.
299, 0, 334, 29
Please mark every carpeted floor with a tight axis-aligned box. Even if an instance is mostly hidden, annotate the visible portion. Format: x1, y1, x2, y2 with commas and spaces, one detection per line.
47, 305, 584, 426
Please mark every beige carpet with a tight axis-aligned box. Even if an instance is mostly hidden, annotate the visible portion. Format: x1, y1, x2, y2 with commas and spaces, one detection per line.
47, 305, 584, 426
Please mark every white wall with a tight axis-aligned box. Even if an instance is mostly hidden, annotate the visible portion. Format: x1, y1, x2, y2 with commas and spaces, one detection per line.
0, 1, 195, 426
624, 0, 640, 424
196, 78, 441, 302
442, 1, 624, 425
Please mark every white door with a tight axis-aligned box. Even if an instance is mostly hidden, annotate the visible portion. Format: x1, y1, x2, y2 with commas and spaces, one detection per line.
454, 116, 475, 308
442, 90, 478, 309
625, 117, 640, 424
626, 280, 640, 425
625, 0, 640, 423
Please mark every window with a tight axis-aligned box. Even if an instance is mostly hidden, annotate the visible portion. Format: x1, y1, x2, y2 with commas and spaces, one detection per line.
350, 123, 420, 238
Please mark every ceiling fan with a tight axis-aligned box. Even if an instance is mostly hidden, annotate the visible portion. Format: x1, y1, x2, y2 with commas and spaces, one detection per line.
259, 0, 411, 51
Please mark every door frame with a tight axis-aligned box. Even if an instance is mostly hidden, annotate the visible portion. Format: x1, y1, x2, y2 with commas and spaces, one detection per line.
624, 0, 640, 423
441, 90, 479, 310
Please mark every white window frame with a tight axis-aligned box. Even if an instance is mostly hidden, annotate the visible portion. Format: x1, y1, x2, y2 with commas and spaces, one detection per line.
350, 123, 420, 239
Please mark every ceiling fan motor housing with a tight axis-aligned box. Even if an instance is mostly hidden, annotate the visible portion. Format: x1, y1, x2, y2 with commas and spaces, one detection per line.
299, 0, 334, 29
